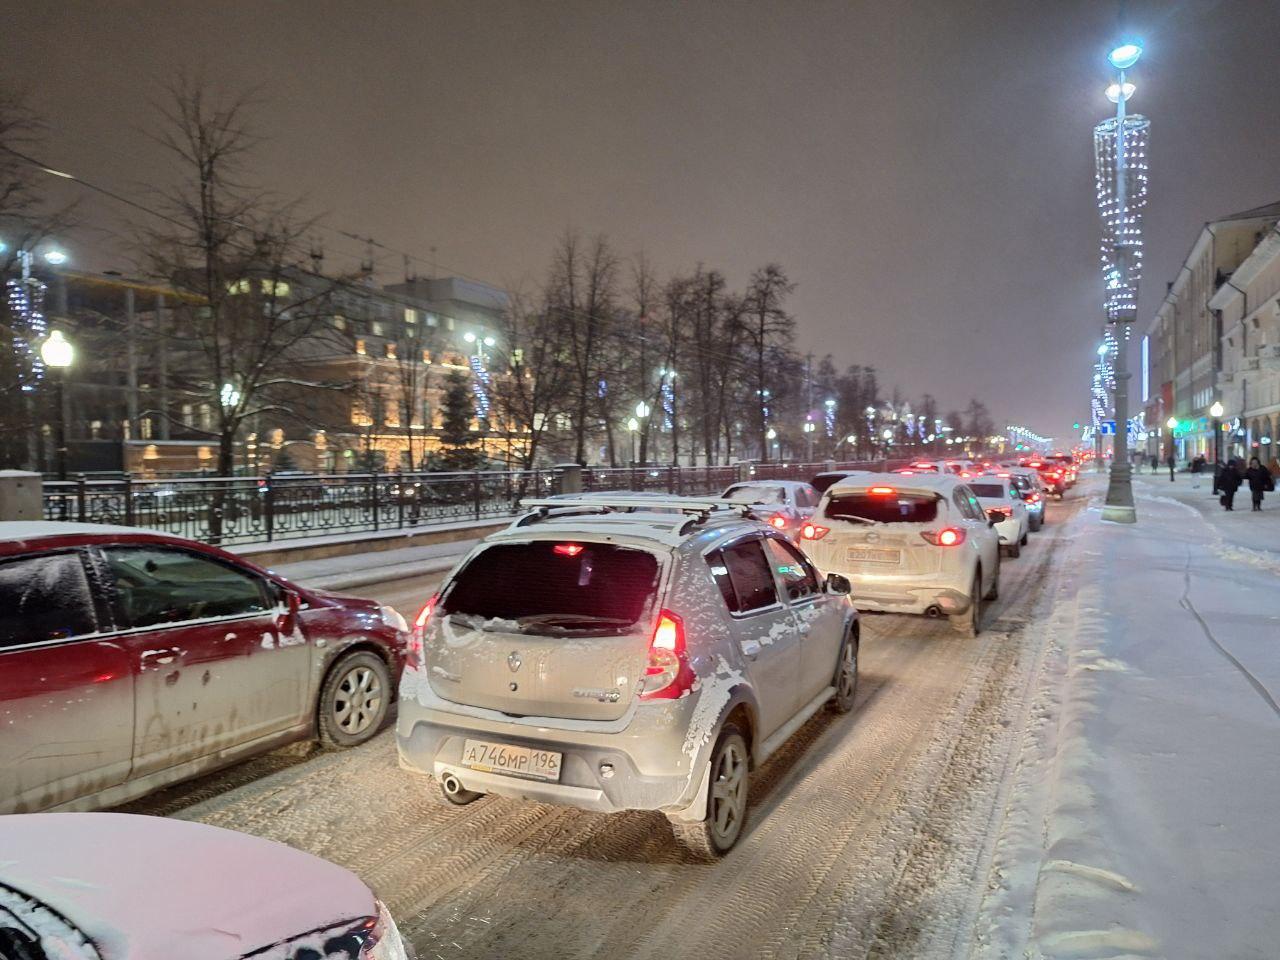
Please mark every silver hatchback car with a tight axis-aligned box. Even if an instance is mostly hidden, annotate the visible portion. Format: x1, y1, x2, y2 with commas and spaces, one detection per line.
396, 495, 859, 857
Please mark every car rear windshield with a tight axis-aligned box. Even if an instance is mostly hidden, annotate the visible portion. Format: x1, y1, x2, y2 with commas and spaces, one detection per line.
441, 541, 660, 634
724, 483, 785, 503
968, 483, 1006, 499
826, 492, 939, 523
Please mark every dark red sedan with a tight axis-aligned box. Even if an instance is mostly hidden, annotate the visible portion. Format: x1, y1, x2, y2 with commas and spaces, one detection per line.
0, 522, 408, 814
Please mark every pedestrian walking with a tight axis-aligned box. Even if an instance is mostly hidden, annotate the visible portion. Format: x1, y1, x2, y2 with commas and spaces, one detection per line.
1218, 458, 1242, 511
1191, 455, 1203, 489
1245, 456, 1274, 511
1166, 452, 1176, 482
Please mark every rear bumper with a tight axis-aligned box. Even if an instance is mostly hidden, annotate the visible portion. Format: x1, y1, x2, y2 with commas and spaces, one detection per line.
838, 571, 973, 617
395, 673, 700, 814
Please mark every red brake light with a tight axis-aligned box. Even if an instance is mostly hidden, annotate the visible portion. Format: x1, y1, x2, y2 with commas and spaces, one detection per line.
769, 514, 788, 529
410, 595, 438, 663
869, 486, 896, 495
921, 527, 965, 546
554, 543, 585, 557
801, 523, 830, 540
639, 610, 694, 700
959, 472, 972, 478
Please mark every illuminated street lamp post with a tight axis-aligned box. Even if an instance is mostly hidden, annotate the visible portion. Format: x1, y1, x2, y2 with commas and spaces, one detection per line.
803, 419, 816, 461
1097, 39, 1148, 523
40, 330, 75, 480
627, 416, 639, 464
1209, 400, 1224, 465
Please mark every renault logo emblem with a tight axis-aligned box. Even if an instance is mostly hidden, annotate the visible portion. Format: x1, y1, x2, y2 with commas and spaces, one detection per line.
507, 651, 522, 673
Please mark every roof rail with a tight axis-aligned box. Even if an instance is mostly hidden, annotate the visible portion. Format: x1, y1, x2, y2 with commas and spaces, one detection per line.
513, 495, 760, 531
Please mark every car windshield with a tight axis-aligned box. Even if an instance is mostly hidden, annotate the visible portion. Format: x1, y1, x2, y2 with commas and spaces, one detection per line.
723, 484, 786, 503
826, 492, 940, 523
968, 483, 1006, 499
441, 541, 660, 634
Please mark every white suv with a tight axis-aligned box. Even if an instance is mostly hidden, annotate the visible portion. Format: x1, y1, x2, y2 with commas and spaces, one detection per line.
396, 496, 859, 858
800, 475, 1001, 636
966, 475, 1029, 557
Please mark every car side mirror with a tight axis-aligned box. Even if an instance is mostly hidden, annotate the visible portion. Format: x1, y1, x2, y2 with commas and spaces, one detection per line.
825, 572, 852, 595
275, 585, 301, 634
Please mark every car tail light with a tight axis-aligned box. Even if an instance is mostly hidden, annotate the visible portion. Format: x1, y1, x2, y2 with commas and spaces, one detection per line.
921, 527, 966, 546
868, 486, 896, 495
409, 594, 438, 664
639, 610, 694, 700
769, 514, 788, 529
959, 471, 972, 478
801, 523, 830, 540
554, 543, 585, 557
360, 898, 409, 959
1028, 492, 1042, 503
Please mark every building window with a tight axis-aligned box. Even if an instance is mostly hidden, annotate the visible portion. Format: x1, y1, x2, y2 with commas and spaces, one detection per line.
444, 316, 455, 331
385, 342, 397, 360
372, 321, 387, 337
422, 349, 431, 364
90, 420, 102, 439
140, 418, 153, 440
333, 314, 347, 331
355, 339, 366, 356
425, 313, 438, 327
404, 308, 417, 324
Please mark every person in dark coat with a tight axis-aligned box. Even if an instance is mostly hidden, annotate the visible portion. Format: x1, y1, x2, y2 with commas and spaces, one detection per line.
1219, 459, 1242, 511
1166, 452, 1176, 481
1245, 456, 1274, 511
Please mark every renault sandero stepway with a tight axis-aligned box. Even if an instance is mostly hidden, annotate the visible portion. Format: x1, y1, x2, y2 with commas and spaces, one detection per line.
396, 496, 859, 858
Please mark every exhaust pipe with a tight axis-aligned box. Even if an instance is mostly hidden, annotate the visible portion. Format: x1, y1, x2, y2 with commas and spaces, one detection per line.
441, 773, 465, 796
924, 605, 943, 619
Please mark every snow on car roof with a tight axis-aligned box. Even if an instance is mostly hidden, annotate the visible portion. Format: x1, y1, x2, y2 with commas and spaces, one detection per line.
498, 508, 759, 548
0, 520, 163, 543
0, 813, 374, 960
826, 473, 960, 494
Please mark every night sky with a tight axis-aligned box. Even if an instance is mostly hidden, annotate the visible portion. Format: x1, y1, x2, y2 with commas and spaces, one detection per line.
7, 0, 1280, 439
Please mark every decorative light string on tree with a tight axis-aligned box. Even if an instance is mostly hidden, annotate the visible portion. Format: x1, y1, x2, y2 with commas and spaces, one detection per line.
6, 275, 48, 390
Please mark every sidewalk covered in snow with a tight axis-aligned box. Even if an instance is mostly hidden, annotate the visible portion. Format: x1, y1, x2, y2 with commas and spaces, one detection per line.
975, 477, 1280, 959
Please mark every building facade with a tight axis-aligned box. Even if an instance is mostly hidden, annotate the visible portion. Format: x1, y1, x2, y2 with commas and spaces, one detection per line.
1142, 202, 1280, 463
1209, 215, 1280, 466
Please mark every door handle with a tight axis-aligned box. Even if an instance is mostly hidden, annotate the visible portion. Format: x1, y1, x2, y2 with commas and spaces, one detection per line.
140, 648, 180, 669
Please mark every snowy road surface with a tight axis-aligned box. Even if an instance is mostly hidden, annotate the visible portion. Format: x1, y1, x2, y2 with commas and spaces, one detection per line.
118, 492, 1089, 959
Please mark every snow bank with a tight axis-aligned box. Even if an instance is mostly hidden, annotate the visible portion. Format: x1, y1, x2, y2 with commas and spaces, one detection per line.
973, 488, 1280, 959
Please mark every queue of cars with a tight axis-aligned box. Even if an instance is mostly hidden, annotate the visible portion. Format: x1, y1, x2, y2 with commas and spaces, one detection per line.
0, 452, 1079, 946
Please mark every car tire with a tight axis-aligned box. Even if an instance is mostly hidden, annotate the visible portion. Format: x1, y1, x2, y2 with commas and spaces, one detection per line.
951, 571, 982, 638
1006, 540, 1021, 559
1020, 530, 1029, 546
317, 650, 391, 749
828, 636, 859, 714
670, 725, 750, 860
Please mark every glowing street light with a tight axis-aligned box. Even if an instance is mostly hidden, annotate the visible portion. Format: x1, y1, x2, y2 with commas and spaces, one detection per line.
220, 383, 242, 408
1166, 416, 1178, 430
1209, 401, 1224, 418
40, 330, 75, 480
1105, 82, 1136, 103
1097, 343, 1109, 356
43, 249, 68, 266
635, 400, 650, 419
1108, 42, 1142, 70
1209, 401, 1225, 463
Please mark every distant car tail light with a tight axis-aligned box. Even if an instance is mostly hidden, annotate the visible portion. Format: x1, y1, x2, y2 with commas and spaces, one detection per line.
553, 543, 585, 557
639, 610, 694, 700
921, 527, 965, 546
769, 514, 788, 529
801, 523, 830, 540
868, 486, 896, 495
1028, 492, 1042, 503
409, 594, 438, 665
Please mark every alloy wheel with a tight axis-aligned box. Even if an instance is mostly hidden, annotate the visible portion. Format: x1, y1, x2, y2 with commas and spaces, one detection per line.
333, 665, 383, 735
709, 739, 748, 847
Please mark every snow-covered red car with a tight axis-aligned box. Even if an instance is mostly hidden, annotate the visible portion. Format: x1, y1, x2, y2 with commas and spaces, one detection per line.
0, 522, 409, 815
0, 812, 407, 959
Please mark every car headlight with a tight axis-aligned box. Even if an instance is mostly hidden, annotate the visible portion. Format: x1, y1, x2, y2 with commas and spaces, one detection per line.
379, 605, 409, 633
364, 898, 409, 960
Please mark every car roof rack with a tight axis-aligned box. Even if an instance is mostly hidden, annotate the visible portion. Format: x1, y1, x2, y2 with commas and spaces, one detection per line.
514, 495, 760, 533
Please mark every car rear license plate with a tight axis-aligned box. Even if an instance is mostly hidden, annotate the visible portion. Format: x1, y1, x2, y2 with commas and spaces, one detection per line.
461, 739, 562, 782
846, 547, 901, 564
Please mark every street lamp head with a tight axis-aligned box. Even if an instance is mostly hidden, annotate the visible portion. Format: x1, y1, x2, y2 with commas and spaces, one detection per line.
43, 249, 68, 266
463, 331, 476, 343
766, 428, 777, 440
1209, 401, 1224, 418
627, 417, 639, 432
635, 401, 650, 418
40, 329, 74, 368
1105, 81, 1136, 103
824, 398, 835, 408
1108, 42, 1142, 70
483, 336, 496, 347
846, 434, 856, 444
1097, 343, 1109, 356
220, 382, 241, 408
1166, 417, 1178, 430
